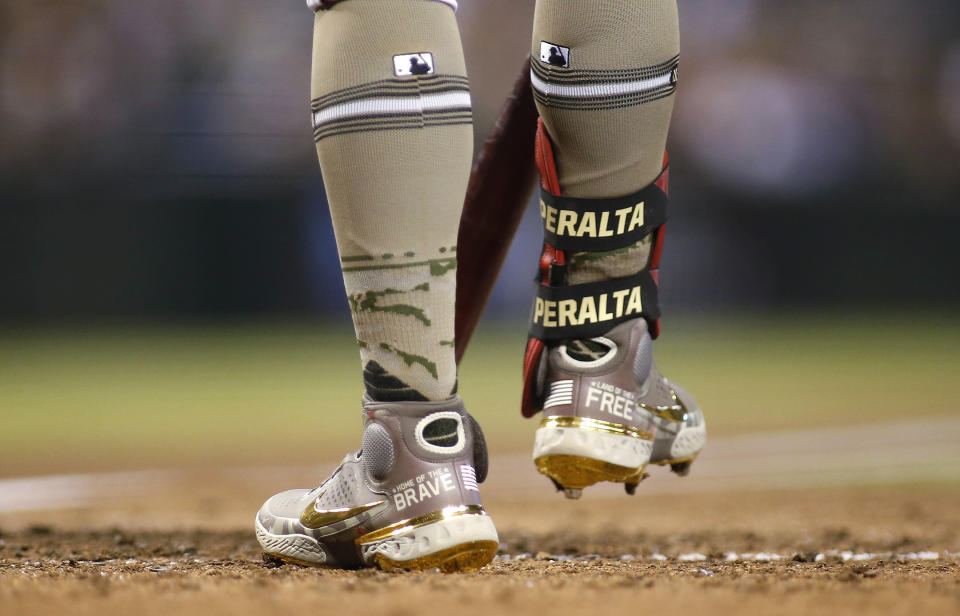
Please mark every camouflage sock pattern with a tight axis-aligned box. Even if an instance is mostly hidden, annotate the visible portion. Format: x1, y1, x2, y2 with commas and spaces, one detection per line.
311, 0, 471, 401
531, 0, 679, 287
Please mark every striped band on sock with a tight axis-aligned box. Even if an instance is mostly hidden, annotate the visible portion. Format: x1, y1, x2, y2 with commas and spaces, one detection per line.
530, 55, 679, 111
311, 74, 472, 141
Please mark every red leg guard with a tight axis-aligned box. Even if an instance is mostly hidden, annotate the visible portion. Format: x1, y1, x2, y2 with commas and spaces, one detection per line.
522, 120, 565, 417
522, 119, 670, 415
647, 151, 669, 339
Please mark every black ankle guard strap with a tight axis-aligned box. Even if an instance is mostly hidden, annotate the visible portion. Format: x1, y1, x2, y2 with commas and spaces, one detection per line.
529, 270, 660, 342
539, 167, 668, 253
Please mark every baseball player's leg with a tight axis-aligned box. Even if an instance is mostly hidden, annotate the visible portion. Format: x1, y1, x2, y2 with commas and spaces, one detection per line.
524, 0, 706, 498
255, 0, 497, 571
314, 0, 469, 403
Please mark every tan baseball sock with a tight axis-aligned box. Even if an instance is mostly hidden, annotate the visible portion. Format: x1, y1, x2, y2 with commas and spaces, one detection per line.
311, 0, 471, 401
531, 0, 679, 287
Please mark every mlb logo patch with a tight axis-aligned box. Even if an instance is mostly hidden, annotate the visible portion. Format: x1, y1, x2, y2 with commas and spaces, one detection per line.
393, 52, 435, 77
539, 41, 570, 68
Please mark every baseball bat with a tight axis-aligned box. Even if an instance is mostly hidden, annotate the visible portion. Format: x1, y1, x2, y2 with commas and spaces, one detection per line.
455, 59, 539, 363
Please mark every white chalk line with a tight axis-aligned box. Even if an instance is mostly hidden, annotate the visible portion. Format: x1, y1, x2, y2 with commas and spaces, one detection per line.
0, 417, 958, 511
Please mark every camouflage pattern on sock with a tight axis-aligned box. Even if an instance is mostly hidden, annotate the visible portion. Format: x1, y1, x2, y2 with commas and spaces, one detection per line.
565, 236, 653, 286
343, 250, 459, 401
312, 0, 470, 401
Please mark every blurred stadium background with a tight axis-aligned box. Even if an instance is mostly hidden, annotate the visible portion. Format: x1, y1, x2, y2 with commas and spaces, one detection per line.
1, 0, 958, 478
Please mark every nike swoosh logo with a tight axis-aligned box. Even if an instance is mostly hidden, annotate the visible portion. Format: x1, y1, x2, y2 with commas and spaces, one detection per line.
638, 388, 689, 423
300, 492, 387, 529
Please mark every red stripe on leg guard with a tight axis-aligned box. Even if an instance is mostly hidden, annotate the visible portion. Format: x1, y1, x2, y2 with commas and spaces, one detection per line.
649, 264, 662, 338
535, 118, 562, 195
539, 245, 553, 284
535, 119, 567, 285
521, 337, 546, 418
648, 154, 670, 269
656, 152, 670, 196
648, 152, 669, 340
649, 224, 666, 269
539, 243, 566, 285
648, 226, 665, 340
528, 119, 566, 416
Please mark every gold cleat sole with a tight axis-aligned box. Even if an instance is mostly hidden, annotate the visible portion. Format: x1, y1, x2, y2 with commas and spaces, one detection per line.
264, 541, 498, 573
372, 540, 499, 573
534, 454, 646, 490
357, 506, 499, 572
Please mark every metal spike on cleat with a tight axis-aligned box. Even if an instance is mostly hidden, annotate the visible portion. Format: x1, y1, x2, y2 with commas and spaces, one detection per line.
670, 461, 692, 476
563, 488, 583, 500
623, 470, 649, 495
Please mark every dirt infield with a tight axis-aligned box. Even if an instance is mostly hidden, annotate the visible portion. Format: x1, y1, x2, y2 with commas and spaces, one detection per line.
1, 527, 958, 616
2, 321, 958, 613
2, 422, 960, 615
2, 482, 958, 616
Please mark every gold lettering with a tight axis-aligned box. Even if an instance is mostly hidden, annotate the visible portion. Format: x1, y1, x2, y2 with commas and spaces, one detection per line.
558, 299, 578, 327
598, 212, 614, 237
578, 296, 597, 323
534, 297, 545, 323
614, 207, 633, 234
626, 286, 643, 315
577, 212, 597, 237
539, 198, 547, 220
556, 210, 577, 237
628, 202, 645, 231
546, 205, 558, 233
543, 299, 557, 327
598, 294, 614, 321
612, 289, 630, 317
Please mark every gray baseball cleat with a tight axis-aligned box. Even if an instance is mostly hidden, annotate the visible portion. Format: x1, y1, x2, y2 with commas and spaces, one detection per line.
255, 396, 499, 571
531, 318, 706, 498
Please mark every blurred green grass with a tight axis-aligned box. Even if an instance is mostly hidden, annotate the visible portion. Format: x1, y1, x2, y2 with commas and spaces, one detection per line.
0, 314, 956, 476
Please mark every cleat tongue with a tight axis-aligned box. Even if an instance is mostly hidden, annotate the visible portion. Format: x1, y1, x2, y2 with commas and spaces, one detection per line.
562, 488, 583, 500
